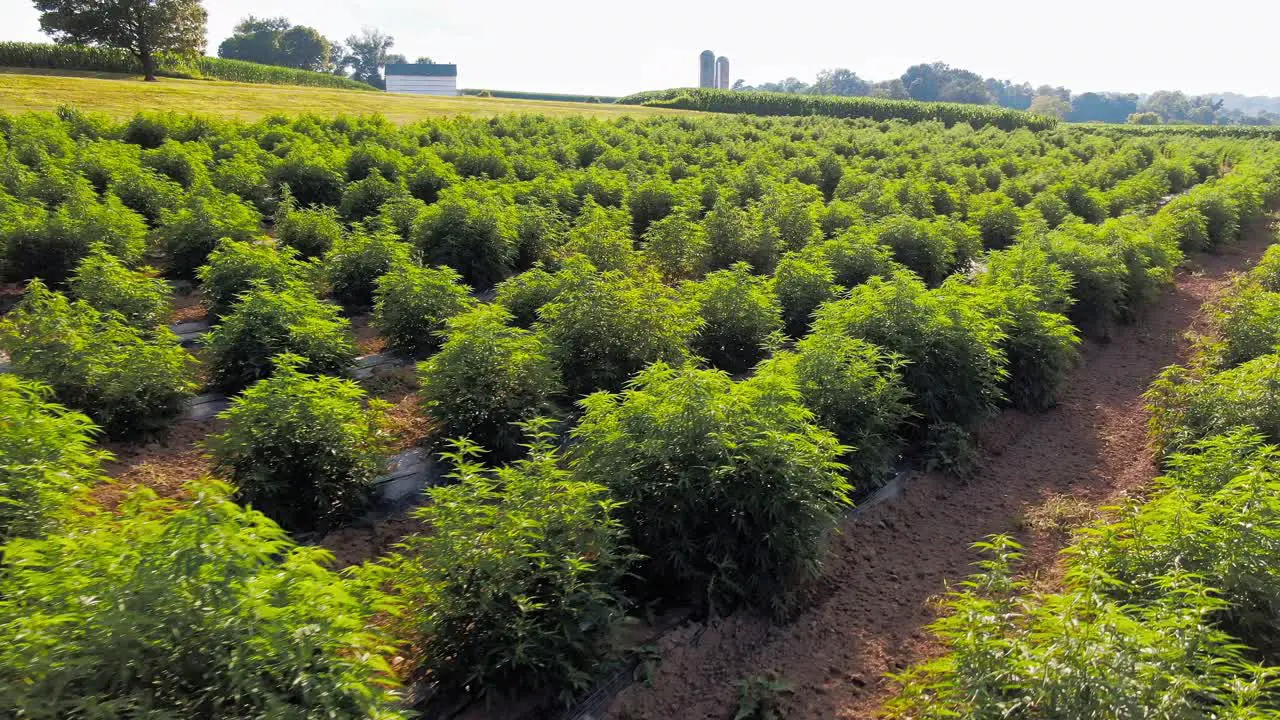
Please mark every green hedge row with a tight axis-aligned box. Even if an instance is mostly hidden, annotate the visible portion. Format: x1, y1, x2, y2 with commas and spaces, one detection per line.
618, 88, 1058, 132
0, 42, 375, 91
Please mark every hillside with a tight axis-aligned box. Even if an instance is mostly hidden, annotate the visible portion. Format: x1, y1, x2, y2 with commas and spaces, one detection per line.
0, 68, 689, 122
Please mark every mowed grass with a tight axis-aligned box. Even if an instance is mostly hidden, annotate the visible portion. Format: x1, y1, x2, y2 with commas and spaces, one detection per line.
0, 68, 691, 122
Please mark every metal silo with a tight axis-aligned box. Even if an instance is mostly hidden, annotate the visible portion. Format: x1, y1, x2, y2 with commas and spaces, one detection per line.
699, 50, 716, 88
717, 56, 730, 89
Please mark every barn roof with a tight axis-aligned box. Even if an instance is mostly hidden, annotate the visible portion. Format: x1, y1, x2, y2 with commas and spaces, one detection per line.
385, 64, 458, 77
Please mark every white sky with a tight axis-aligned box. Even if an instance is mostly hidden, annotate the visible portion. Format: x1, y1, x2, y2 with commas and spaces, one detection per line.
3, 0, 1277, 97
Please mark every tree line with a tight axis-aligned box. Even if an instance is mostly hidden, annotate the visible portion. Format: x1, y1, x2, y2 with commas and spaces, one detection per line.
32, 0, 424, 89
742, 61, 1279, 126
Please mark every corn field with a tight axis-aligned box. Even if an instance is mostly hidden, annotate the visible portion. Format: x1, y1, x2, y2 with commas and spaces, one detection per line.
0, 42, 375, 91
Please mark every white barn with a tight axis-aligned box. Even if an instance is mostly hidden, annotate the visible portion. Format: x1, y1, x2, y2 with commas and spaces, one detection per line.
385, 64, 458, 96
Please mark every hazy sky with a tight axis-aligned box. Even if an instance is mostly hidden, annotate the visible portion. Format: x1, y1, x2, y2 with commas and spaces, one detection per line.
3, 1, 1277, 97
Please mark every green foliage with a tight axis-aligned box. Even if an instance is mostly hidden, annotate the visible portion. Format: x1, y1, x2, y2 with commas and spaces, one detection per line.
687, 262, 783, 374
627, 177, 679, 237
971, 193, 1022, 249
204, 285, 356, 393
68, 245, 170, 328
142, 140, 206, 189
873, 216, 960, 286
571, 363, 851, 613
405, 148, 458, 203
1087, 431, 1280, 651
1146, 354, 1280, 454
733, 673, 791, 720
0, 41, 376, 90
0, 375, 106, 541
759, 332, 912, 482
111, 164, 184, 225
538, 266, 700, 396
813, 272, 1007, 432
418, 305, 561, 457
0, 482, 405, 719
620, 88, 1058, 131
772, 248, 839, 338
339, 169, 405, 222
386, 427, 634, 703
1039, 224, 1130, 328
414, 190, 519, 289
0, 280, 195, 438
274, 192, 344, 258
1212, 282, 1280, 368
33, 0, 207, 82
1, 190, 146, 284
980, 240, 1075, 315
493, 264, 566, 328
372, 261, 475, 356
207, 357, 394, 532
950, 281, 1081, 411
196, 238, 307, 318
155, 187, 263, 278
323, 226, 413, 308
560, 199, 639, 272
821, 231, 898, 287
885, 538, 1276, 719
270, 146, 346, 208
642, 212, 710, 281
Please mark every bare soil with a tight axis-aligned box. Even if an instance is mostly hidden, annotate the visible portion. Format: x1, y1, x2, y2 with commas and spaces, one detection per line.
97, 417, 221, 507
604, 220, 1276, 720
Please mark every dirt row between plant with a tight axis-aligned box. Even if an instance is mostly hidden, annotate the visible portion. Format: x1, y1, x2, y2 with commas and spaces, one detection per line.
603, 217, 1278, 720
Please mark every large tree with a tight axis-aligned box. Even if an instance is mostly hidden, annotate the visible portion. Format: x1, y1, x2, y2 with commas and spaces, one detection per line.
810, 68, 870, 97
344, 27, 396, 89
34, 0, 207, 82
218, 15, 334, 72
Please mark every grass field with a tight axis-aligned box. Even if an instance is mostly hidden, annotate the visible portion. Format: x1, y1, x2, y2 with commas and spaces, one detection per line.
0, 68, 690, 122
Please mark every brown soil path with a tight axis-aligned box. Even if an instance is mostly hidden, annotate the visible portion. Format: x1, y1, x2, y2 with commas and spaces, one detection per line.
604, 219, 1277, 720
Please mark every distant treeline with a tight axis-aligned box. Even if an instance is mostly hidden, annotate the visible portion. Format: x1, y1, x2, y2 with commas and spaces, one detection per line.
618, 88, 1058, 132
743, 62, 1279, 126
0, 42, 374, 90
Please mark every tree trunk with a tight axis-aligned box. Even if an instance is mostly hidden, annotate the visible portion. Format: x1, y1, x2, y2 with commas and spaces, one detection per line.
141, 50, 157, 82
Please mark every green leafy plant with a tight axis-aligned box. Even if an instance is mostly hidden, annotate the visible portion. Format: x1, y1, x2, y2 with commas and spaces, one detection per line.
339, 169, 405, 222
385, 424, 635, 704
733, 672, 791, 720
0, 375, 107, 541
1146, 354, 1280, 454
687, 262, 783, 374
155, 187, 263, 278
68, 245, 170, 328
813, 272, 1007, 434
571, 363, 850, 613
414, 189, 519, 289
0, 482, 406, 719
0, 280, 196, 438
207, 356, 394, 532
1, 190, 147, 284
323, 226, 413, 309
885, 538, 1274, 719
372, 260, 475, 357
759, 331, 911, 483
196, 238, 308, 318
539, 266, 700, 396
418, 305, 562, 457
274, 191, 344, 258
771, 249, 838, 338
203, 285, 356, 393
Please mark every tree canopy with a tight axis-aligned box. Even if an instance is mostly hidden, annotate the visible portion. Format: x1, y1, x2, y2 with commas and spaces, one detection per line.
217, 15, 335, 72
34, 0, 207, 81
